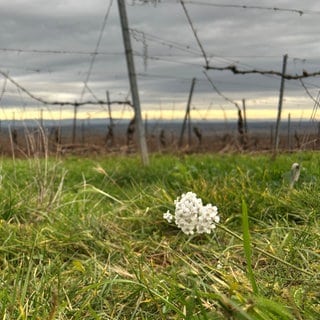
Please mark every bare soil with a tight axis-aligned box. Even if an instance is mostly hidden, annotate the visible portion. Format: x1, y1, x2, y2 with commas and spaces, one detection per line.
1, 125, 319, 158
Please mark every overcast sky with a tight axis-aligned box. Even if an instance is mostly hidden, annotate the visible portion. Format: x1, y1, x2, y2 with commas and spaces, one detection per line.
1, 0, 320, 121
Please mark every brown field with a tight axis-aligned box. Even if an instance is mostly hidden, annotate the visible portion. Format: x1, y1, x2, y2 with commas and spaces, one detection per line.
1, 120, 319, 157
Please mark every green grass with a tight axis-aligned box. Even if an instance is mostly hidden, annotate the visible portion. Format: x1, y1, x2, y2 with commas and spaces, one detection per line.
0, 152, 319, 319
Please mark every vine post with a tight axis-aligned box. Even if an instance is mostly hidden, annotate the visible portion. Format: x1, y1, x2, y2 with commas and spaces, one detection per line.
118, 0, 149, 165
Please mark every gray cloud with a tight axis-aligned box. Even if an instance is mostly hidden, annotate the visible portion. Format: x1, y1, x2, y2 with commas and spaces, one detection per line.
1, 0, 320, 120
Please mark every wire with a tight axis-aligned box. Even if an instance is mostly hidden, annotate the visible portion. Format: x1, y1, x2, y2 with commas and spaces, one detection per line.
0, 78, 8, 104
203, 71, 240, 111
299, 79, 320, 121
134, 52, 203, 67
130, 28, 201, 56
171, 1, 319, 16
0, 48, 122, 56
0, 69, 131, 107
80, 0, 114, 102
180, 0, 209, 68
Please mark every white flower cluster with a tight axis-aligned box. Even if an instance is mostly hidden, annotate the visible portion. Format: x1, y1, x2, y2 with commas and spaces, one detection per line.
163, 192, 220, 235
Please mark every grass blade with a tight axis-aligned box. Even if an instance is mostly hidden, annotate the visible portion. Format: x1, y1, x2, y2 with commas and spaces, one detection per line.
242, 198, 259, 295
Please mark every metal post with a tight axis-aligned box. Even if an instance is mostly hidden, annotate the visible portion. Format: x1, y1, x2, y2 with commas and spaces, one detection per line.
118, 0, 149, 165
274, 54, 288, 154
179, 78, 196, 147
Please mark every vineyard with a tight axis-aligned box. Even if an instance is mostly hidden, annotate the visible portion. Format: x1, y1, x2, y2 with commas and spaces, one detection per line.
0, 119, 319, 158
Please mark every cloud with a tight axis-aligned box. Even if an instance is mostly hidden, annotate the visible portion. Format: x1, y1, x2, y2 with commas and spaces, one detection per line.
0, 0, 320, 120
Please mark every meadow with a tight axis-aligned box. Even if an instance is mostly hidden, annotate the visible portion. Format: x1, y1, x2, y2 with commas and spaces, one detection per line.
0, 152, 319, 319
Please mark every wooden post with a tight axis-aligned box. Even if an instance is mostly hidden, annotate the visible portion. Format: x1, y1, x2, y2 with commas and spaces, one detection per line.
179, 78, 196, 147
287, 113, 292, 150
72, 105, 78, 144
39, 108, 44, 153
106, 91, 113, 128
118, 0, 149, 165
106, 91, 115, 146
274, 54, 288, 154
242, 99, 248, 134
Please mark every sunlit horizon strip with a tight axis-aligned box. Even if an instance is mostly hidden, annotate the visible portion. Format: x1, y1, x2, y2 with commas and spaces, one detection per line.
1, 106, 317, 123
